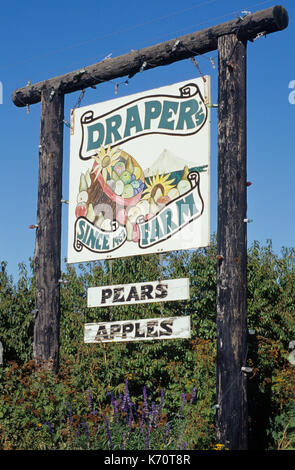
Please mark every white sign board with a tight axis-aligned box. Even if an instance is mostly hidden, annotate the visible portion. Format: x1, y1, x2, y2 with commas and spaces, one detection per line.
67, 77, 210, 263
84, 316, 191, 343
87, 278, 189, 308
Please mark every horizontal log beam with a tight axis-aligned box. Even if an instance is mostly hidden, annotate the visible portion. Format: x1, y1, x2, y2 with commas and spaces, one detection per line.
12, 5, 288, 107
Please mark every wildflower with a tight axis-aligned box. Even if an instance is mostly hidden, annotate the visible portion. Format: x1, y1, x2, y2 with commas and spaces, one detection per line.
125, 378, 133, 408
43, 421, 54, 435
180, 393, 186, 411
82, 422, 89, 440
151, 402, 159, 428
143, 386, 149, 415
214, 443, 226, 450
190, 387, 197, 404
165, 422, 171, 440
140, 407, 146, 432
160, 388, 165, 410
43, 421, 55, 448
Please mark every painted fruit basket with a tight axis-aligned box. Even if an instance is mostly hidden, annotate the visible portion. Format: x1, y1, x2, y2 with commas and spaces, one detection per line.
92, 150, 145, 208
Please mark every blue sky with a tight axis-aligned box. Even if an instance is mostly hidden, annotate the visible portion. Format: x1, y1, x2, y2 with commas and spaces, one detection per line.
0, 0, 294, 281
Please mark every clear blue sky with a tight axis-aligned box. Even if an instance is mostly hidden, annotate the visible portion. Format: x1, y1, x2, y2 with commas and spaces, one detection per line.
0, 0, 294, 281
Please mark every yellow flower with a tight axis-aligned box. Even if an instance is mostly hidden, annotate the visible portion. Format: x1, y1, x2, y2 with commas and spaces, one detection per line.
91, 145, 121, 182
142, 170, 175, 200
214, 443, 227, 451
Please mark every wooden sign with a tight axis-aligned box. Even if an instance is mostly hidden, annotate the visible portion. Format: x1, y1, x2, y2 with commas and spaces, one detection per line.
87, 278, 189, 308
84, 316, 191, 343
67, 77, 210, 263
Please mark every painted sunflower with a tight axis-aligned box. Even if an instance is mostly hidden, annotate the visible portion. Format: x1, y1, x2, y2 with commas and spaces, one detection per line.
91, 145, 121, 182
142, 170, 175, 201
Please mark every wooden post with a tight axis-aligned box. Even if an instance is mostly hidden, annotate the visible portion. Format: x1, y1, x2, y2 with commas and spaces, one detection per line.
33, 86, 64, 372
216, 33, 248, 449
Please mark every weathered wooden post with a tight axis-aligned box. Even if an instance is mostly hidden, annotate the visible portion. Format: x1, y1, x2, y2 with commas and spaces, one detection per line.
216, 33, 248, 450
33, 86, 64, 372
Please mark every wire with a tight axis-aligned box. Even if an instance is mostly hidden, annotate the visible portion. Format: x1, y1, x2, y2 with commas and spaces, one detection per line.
3, 0, 273, 75
0, 0, 218, 72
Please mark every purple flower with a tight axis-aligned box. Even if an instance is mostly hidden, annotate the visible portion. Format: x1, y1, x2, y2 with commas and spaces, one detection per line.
120, 379, 134, 418
125, 378, 133, 408
82, 422, 89, 439
104, 415, 113, 450
140, 407, 146, 432
43, 422, 55, 448
143, 386, 149, 414
160, 388, 165, 409
180, 393, 186, 411
43, 421, 54, 436
190, 387, 197, 404
165, 422, 171, 439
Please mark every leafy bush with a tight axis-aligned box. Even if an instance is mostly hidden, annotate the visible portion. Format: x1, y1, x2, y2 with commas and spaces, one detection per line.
0, 239, 295, 450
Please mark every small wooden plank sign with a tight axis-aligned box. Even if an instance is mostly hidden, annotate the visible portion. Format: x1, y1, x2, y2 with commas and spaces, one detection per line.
87, 278, 190, 308
84, 316, 191, 343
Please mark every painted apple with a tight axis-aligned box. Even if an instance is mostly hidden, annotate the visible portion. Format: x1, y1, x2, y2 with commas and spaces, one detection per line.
75, 202, 88, 218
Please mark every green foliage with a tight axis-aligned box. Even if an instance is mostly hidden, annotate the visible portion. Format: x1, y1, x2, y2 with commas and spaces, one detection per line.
247, 240, 295, 345
0, 239, 295, 450
0, 261, 34, 364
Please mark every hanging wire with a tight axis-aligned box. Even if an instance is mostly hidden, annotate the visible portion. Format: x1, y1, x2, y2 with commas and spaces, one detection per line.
5, 0, 273, 75
73, 88, 86, 109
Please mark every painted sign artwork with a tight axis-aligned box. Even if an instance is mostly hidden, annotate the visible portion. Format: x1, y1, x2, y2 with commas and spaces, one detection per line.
67, 77, 210, 263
